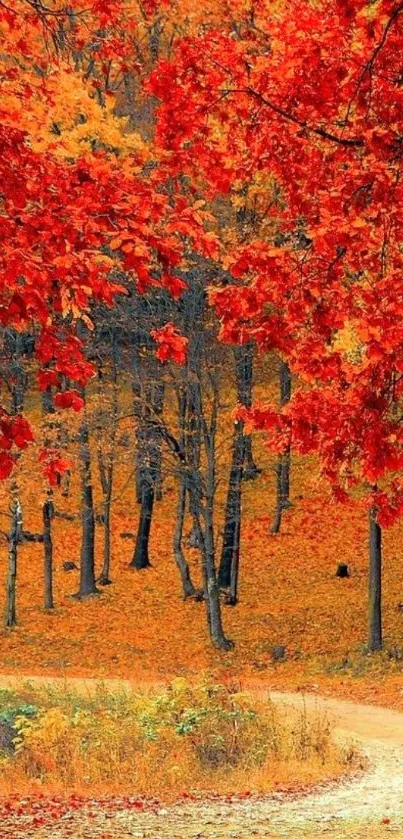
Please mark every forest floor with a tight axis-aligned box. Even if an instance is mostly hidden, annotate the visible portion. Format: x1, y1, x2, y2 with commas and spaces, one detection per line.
2, 380, 403, 834
2, 432, 403, 711
0, 682, 401, 837
1, 376, 403, 709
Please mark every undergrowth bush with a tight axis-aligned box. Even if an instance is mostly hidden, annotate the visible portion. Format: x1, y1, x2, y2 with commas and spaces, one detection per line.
0, 680, 359, 797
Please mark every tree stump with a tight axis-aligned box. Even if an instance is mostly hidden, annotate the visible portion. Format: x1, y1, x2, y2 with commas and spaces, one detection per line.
63, 561, 78, 572
271, 645, 287, 662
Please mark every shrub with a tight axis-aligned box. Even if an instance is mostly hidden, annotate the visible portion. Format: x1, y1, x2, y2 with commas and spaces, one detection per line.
0, 680, 358, 798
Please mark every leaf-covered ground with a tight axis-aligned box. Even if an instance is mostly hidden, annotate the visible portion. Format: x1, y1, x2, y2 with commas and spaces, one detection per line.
1, 371, 403, 711
1, 428, 403, 711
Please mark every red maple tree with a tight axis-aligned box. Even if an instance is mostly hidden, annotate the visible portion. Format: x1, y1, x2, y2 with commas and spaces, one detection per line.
150, 0, 403, 650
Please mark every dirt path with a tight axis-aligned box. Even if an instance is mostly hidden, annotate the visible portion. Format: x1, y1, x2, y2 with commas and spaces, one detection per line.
0, 675, 403, 837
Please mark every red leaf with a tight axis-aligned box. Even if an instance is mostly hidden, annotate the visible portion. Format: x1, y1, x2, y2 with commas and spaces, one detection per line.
151, 323, 188, 365
54, 391, 85, 412
0, 452, 14, 479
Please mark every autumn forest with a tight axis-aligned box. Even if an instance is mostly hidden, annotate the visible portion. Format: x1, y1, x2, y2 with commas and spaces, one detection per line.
2, 1, 403, 836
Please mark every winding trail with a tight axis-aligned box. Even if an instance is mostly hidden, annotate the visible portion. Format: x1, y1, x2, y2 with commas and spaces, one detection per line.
0, 675, 402, 837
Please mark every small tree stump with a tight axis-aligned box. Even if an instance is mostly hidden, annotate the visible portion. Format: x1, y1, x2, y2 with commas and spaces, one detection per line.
63, 561, 78, 572
271, 645, 287, 662
336, 563, 350, 578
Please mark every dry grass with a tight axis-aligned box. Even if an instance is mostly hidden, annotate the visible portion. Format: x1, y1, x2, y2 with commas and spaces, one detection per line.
0, 680, 358, 800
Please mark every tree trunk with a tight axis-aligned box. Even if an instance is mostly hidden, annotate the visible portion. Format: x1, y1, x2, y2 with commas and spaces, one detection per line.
182, 277, 232, 649
130, 482, 154, 569
42, 385, 55, 415
135, 420, 163, 505
132, 338, 144, 504
243, 435, 259, 480
234, 344, 260, 480
131, 353, 163, 569
229, 501, 241, 606
135, 466, 142, 503
99, 482, 113, 585
271, 360, 292, 534
131, 405, 160, 570
5, 498, 22, 627
202, 506, 234, 650
135, 424, 145, 504
4, 331, 29, 418
172, 387, 199, 596
96, 347, 118, 587
59, 421, 71, 497
186, 382, 203, 548
194, 380, 233, 650
133, 350, 165, 504
43, 498, 54, 610
173, 478, 198, 598
271, 455, 286, 534
279, 360, 291, 504
146, 375, 165, 501
368, 507, 382, 652
218, 420, 244, 599
218, 345, 258, 591
75, 424, 98, 598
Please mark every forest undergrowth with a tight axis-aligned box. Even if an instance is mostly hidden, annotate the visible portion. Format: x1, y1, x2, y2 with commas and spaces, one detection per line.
0, 679, 359, 800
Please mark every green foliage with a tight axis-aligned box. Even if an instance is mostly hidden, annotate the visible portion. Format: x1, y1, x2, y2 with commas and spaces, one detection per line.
0, 689, 38, 728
